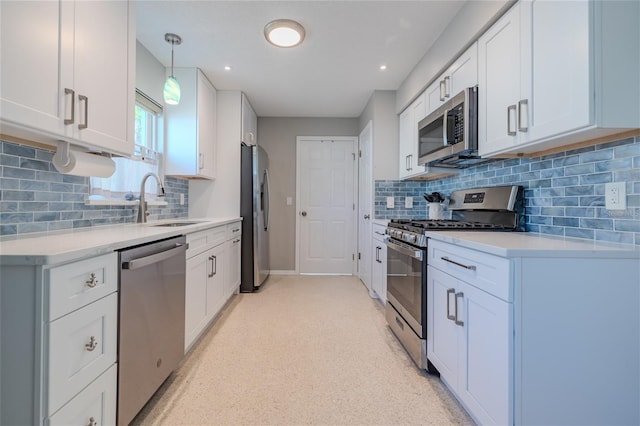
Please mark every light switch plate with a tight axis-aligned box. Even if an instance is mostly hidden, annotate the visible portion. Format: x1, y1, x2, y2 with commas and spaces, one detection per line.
386, 196, 394, 209
605, 182, 626, 210
405, 197, 413, 208
179, 193, 185, 205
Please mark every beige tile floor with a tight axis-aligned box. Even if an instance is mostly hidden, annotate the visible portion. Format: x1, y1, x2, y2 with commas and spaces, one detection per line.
132, 275, 474, 425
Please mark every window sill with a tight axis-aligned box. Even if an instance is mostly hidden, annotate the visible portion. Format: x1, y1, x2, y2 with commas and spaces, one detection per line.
84, 199, 169, 207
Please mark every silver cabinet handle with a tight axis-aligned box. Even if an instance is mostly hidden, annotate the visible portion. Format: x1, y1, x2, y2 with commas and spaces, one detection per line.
85, 273, 98, 288
446, 288, 456, 321
85, 336, 98, 351
442, 108, 449, 145
208, 256, 214, 277
87, 417, 97, 426
507, 104, 517, 136
518, 99, 528, 132
405, 154, 410, 171
64, 88, 75, 124
454, 292, 464, 326
443, 76, 450, 98
78, 95, 88, 129
212, 255, 217, 275
376, 246, 381, 263
441, 256, 476, 271
198, 153, 204, 169
439, 79, 446, 102
407, 154, 412, 171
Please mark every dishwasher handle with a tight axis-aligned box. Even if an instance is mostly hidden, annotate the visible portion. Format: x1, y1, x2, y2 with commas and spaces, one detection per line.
122, 243, 188, 270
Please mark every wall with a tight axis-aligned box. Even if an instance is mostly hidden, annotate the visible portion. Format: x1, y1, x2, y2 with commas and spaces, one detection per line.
396, 0, 513, 112
258, 117, 360, 271
0, 140, 188, 236
375, 135, 640, 245
136, 41, 166, 102
359, 91, 398, 180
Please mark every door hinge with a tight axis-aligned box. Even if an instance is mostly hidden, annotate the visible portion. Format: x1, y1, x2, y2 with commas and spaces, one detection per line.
352, 253, 355, 261
358, 252, 361, 260
359, 150, 362, 158
353, 203, 355, 210
352, 152, 356, 161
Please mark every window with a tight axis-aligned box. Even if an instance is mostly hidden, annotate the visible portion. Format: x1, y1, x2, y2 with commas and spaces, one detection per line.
90, 90, 163, 200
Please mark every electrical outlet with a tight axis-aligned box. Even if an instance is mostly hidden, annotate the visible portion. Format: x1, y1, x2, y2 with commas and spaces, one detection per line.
179, 193, 185, 205
405, 196, 413, 209
386, 196, 395, 209
605, 182, 626, 210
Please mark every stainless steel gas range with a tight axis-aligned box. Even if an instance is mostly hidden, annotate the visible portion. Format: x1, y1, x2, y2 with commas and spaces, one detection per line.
384, 185, 524, 371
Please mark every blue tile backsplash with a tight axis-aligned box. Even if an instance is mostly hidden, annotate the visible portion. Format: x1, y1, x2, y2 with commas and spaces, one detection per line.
376, 136, 640, 245
0, 140, 189, 236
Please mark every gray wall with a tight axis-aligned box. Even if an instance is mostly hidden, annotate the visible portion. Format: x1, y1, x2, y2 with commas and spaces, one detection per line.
396, 0, 513, 112
359, 91, 398, 180
258, 117, 359, 271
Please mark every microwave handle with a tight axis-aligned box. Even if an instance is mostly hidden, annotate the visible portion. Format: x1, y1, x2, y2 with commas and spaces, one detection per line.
442, 108, 449, 146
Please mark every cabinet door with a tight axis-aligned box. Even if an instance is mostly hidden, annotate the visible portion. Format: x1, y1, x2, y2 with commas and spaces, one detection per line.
449, 42, 478, 96
0, 1, 66, 136
458, 281, 512, 426
206, 244, 225, 319
225, 237, 241, 297
426, 266, 460, 387
371, 238, 387, 303
398, 107, 413, 179
185, 251, 209, 351
522, 0, 590, 144
72, 0, 134, 155
398, 94, 425, 179
478, 2, 522, 157
241, 93, 257, 145
197, 70, 217, 179
425, 79, 445, 116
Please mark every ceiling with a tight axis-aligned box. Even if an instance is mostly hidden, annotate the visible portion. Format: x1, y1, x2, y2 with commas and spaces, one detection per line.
136, 1, 466, 118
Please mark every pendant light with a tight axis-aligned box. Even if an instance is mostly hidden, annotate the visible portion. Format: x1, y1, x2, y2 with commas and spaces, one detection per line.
163, 33, 182, 105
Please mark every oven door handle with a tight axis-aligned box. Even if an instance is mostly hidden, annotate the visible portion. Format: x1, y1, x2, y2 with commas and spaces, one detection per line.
385, 240, 423, 261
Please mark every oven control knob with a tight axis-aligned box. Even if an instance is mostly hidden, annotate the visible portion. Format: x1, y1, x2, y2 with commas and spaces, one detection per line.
407, 234, 416, 243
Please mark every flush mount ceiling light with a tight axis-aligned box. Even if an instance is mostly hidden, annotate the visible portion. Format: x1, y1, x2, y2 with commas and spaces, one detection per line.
264, 19, 305, 48
163, 33, 182, 105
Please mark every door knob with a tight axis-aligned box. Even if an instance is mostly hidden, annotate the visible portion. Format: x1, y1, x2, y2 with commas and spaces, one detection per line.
364, 214, 370, 219
301, 211, 307, 217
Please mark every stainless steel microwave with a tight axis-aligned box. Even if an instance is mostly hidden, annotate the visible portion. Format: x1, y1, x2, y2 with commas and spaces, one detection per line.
417, 86, 486, 168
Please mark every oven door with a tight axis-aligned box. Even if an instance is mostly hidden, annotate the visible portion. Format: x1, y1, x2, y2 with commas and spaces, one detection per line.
385, 238, 427, 338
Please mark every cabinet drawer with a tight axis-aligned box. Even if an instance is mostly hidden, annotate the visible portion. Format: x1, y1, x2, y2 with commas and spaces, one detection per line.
428, 240, 511, 301
226, 221, 242, 240
49, 363, 117, 426
48, 293, 118, 415
187, 226, 226, 257
48, 253, 118, 321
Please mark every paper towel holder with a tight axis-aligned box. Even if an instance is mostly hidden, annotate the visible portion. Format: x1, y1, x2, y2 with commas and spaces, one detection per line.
53, 141, 72, 168
52, 140, 116, 178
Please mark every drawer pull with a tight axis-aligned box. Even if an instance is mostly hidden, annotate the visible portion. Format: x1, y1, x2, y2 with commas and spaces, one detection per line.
85, 273, 99, 288
85, 336, 98, 352
87, 416, 97, 426
233, 239, 241, 244
446, 288, 456, 321
441, 256, 476, 271
232, 228, 240, 233
454, 292, 464, 326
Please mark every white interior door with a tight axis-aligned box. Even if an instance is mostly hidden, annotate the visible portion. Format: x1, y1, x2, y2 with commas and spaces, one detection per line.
357, 122, 373, 292
297, 137, 357, 274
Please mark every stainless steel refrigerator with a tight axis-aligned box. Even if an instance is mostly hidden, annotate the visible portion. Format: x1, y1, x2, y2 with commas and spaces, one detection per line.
240, 143, 270, 292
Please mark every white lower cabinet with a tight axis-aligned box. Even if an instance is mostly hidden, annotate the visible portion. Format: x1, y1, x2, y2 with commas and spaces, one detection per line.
184, 221, 242, 352
48, 364, 117, 426
371, 224, 387, 303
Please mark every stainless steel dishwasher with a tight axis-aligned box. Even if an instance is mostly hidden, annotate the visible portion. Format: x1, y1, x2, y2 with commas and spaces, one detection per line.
117, 236, 187, 425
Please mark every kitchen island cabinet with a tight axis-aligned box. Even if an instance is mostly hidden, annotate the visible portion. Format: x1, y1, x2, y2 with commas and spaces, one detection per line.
478, 0, 640, 157
426, 232, 640, 425
0, 0, 135, 156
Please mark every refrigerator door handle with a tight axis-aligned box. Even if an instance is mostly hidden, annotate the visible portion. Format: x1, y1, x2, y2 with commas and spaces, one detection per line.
262, 169, 270, 231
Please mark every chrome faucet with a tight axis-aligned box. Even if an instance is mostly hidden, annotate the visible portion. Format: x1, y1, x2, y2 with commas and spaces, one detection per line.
137, 173, 166, 223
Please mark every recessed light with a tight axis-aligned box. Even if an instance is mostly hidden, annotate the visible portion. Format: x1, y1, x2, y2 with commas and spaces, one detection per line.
264, 19, 305, 48
379, 65, 387, 71
224, 65, 231, 71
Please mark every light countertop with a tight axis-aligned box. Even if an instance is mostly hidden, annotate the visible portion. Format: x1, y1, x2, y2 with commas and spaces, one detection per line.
0, 217, 241, 266
425, 231, 640, 259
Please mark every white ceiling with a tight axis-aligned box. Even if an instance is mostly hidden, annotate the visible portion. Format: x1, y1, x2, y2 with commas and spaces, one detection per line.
136, 1, 466, 118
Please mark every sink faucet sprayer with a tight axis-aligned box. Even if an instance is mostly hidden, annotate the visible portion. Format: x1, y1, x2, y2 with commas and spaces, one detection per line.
137, 173, 166, 223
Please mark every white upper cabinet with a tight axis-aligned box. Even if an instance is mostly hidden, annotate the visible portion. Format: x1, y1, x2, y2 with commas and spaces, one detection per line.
398, 93, 426, 179
165, 68, 217, 179
0, 0, 135, 156
241, 93, 257, 145
479, 0, 640, 157
426, 43, 478, 115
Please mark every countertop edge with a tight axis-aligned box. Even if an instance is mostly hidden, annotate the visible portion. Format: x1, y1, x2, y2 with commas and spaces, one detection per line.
0, 217, 242, 266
